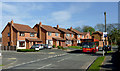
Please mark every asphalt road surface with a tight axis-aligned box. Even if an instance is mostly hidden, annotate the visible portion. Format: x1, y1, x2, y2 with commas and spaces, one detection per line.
2, 49, 98, 70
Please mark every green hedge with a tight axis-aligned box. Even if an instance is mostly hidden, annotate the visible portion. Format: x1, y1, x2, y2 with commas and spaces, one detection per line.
68, 46, 82, 49
17, 49, 36, 52
53, 45, 56, 48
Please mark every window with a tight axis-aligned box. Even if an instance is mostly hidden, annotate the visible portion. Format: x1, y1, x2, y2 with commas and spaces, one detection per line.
19, 32, 25, 36
71, 34, 73, 37
82, 35, 84, 38
48, 40, 53, 45
87, 36, 89, 39
19, 41, 25, 47
57, 41, 59, 44
78, 35, 80, 38
66, 40, 72, 44
66, 34, 70, 37
8, 42, 10, 46
30, 33, 35, 37
48, 32, 51, 36
55, 33, 58, 36
77, 40, 80, 43
8, 33, 10, 37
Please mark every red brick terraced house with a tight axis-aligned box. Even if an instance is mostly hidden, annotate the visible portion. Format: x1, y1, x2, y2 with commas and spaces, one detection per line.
67, 27, 85, 45
82, 32, 92, 39
33, 22, 66, 47
54, 25, 77, 46
2, 20, 42, 49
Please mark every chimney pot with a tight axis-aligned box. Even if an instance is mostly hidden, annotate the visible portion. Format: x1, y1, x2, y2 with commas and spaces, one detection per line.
70, 27, 72, 30
57, 25, 59, 29
11, 20, 13, 25
39, 22, 42, 26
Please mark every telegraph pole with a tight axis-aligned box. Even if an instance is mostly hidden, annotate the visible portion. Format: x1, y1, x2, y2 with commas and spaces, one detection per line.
104, 12, 107, 54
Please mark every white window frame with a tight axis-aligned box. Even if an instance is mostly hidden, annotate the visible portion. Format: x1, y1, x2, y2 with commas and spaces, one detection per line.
48, 32, 52, 36
71, 34, 73, 37
55, 33, 58, 36
82, 35, 84, 38
78, 35, 80, 38
19, 32, 25, 36
30, 33, 35, 37
66, 34, 70, 37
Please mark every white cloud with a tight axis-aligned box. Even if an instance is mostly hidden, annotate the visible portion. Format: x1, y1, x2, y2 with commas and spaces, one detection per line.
51, 11, 71, 22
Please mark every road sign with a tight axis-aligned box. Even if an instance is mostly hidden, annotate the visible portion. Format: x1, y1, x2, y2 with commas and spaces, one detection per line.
103, 32, 107, 37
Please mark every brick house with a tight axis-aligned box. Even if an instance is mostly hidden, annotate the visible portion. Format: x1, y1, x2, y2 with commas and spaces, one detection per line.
82, 32, 92, 39
2, 20, 42, 49
54, 25, 77, 46
91, 31, 108, 47
67, 27, 85, 44
33, 22, 66, 47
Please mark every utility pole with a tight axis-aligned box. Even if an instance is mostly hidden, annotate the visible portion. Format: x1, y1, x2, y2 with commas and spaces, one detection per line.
104, 12, 107, 54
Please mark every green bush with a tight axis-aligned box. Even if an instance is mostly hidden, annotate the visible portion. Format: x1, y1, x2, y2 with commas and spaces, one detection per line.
57, 46, 61, 49
17, 49, 36, 52
53, 45, 56, 48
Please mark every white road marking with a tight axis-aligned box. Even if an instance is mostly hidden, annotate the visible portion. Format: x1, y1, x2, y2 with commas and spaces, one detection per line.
6, 53, 67, 69
37, 64, 52, 69
57, 58, 68, 62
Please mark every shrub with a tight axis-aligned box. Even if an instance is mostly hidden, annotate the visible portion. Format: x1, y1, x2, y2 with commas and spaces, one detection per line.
57, 46, 61, 49
17, 49, 36, 52
53, 45, 56, 48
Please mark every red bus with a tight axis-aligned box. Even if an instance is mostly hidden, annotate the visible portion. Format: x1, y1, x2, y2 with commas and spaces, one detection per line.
81, 39, 99, 53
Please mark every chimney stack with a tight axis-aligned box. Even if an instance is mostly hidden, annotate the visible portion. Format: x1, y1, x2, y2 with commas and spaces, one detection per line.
57, 25, 59, 29
70, 27, 72, 30
39, 22, 42, 27
11, 20, 14, 26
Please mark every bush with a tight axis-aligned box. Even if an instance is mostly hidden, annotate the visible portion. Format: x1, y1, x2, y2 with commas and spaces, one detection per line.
53, 45, 56, 48
17, 49, 36, 52
57, 46, 61, 49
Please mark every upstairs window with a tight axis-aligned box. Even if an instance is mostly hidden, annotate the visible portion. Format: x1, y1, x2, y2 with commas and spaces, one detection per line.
71, 34, 73, 37
66, 34, 70, 37
55, 33, 58, 36
8, 33, 10, 37
82, 35, 84, 38
19, 32, 25, 36
30, 33, 35, 37
78, 35, 80, 38
48, 32, 51, 36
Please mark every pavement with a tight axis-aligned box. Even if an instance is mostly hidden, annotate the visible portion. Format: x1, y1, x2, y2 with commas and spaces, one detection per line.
2, 49, 98, 70
100, 46, 120, 71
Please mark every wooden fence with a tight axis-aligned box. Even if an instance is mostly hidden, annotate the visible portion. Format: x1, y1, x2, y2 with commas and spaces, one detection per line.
0, 46, 16, 51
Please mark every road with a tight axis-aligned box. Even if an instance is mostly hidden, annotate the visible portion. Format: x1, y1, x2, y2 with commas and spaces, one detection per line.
2, 49, 98, 70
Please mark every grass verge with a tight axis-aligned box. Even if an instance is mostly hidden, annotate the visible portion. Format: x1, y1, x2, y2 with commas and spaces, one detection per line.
68, 46, 82, 49
107, 50, 113, 53
87, 56, 105, 71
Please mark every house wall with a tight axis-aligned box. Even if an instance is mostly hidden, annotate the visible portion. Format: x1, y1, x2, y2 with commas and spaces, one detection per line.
84, 32, 91, 39
2, 24, 10, 46
46, 32, 60, 40
92, 34, 101, 41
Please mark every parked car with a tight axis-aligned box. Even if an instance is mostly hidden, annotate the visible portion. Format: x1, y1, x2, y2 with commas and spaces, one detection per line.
30, 44, 44, 50
44, 44, 52, 49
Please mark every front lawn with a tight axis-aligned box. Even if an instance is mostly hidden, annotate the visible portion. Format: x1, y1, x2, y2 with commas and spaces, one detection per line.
68, 46, 82, 49
87, 56, 105, 71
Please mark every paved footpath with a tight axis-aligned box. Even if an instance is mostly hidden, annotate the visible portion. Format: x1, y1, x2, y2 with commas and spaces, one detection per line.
100, 46, 120, 71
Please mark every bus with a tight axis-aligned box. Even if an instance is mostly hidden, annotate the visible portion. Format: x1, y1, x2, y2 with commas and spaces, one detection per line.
81, 39, 99, 53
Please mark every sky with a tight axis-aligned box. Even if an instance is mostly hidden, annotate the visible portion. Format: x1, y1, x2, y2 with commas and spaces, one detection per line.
0, 2, 118, 37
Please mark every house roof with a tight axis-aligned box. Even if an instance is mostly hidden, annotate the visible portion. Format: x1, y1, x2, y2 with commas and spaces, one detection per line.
68, 29, 83, 35
12, 23, 37, 33
55, 27, 73, 34
35, 24, 60, 33
26, 38, 42, 42
53, 37, 66, 41
2, 22, 37, 33
92, 31, 103, 35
